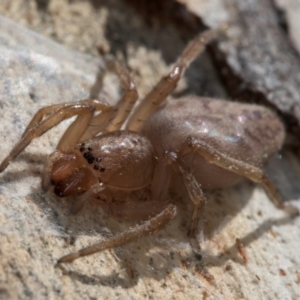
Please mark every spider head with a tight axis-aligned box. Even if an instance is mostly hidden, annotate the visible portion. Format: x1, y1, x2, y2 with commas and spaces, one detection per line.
50, 151, 98, 197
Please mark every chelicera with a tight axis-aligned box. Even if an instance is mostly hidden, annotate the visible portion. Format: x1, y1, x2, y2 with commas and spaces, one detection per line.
0, 26, 295, 264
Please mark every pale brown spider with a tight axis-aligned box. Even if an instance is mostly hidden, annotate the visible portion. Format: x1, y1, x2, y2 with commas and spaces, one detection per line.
0, 25, 294, 264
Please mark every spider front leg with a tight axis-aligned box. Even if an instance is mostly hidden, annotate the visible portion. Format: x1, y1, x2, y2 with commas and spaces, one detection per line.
57, 203, 177, 264
0, 99, 113, 172
126, 25, 227, 132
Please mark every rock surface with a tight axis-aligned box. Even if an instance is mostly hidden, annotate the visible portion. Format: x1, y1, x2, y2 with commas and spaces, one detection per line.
0, 1, 300, 299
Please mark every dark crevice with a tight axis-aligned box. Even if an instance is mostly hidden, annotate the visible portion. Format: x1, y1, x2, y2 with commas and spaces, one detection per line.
123, 0, 205, 35
35, 0, 50, 11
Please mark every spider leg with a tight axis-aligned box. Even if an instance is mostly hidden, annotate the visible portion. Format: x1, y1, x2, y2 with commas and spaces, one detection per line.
57, 203, 176, 264
185, 136, 298, 215
22, 103, 71, 138
70, 183, 107, 214
164, 151, 207, 246
150, 156, 173, 201
104, 60, 138, 132
0, 99, 111, 172
126, 25, 227, 132
79, 60, 138, 141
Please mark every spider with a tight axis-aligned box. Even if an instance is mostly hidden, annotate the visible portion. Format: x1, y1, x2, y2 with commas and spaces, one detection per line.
0, 25, 294, 264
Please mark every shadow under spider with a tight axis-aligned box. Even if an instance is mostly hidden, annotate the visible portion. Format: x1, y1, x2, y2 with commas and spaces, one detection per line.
204, 213, 299, 268
2, 154, 297, 287
2, 142, 299, 287
0, 152, 47, 183
54, 212, 297, 288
